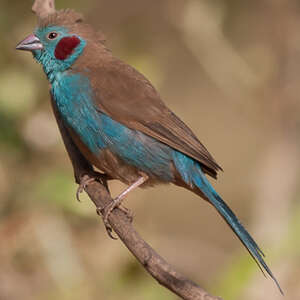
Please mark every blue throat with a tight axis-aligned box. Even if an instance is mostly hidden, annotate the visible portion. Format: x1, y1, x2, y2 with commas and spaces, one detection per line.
33, 26, 86, 83
33, 41, 85, 83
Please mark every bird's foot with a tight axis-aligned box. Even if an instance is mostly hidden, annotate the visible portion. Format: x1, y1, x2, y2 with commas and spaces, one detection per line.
96, 196, 133, 240
96, 176, 147, 239
76, 175, 96, 202
76, 172, 111, 202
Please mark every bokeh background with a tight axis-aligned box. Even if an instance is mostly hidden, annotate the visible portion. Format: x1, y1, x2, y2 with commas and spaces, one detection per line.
0, 0, 299, 299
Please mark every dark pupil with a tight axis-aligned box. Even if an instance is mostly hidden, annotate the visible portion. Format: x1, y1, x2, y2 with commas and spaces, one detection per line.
48, 32, 57, 39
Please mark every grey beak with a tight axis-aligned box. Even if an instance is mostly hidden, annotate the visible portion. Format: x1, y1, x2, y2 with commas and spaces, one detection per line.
16, 34, 43, 51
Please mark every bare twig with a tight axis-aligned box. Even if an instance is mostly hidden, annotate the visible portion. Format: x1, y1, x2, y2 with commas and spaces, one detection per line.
32, 0, 55, 18
31, 1, 223, 299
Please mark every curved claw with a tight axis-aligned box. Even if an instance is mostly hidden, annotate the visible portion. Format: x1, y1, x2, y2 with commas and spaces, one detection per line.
96, 207, 118, 240
96, 198, 133, 239
102, 199, 119, 226
76, 176, 96, 202
76, 185, 84, 202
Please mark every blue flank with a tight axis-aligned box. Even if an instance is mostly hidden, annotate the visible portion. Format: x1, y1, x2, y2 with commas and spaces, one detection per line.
51, 72, 174, 181
173, 151, 283, 294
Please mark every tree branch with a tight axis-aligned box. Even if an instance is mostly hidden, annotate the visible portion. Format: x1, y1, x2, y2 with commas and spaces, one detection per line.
32, 0, 55, 18
85, 179, 222, 300
31, 1, 223, 299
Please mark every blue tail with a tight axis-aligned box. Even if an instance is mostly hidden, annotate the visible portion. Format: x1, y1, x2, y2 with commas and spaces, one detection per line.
173, 151, 283, 294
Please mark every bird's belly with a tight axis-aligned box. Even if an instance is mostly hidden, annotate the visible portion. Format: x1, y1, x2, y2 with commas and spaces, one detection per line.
68, 126, 168, 186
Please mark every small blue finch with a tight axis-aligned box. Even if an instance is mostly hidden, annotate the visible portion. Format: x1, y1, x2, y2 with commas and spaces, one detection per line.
16, 9, 282, 293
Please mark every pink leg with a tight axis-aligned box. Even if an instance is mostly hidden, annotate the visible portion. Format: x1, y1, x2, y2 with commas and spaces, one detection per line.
97, 175, 148, 236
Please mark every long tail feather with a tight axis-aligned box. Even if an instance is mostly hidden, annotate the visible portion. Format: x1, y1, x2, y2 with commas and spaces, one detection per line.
173, 151, 283, 294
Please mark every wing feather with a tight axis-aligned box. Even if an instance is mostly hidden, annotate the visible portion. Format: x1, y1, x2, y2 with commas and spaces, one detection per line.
76, 54, 222, 178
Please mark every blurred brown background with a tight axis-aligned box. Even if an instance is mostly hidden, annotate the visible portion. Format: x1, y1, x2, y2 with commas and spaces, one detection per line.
0, 0, 299, 299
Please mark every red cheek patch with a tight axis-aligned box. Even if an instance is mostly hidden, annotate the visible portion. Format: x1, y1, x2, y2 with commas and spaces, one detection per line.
54, 36, 81, 60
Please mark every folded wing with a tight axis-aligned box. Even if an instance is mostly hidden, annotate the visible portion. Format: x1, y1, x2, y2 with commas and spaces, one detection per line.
84, 56, 222, 178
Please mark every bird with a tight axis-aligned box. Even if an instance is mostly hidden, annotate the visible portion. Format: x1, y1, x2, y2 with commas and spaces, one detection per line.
16, 9, 282, 292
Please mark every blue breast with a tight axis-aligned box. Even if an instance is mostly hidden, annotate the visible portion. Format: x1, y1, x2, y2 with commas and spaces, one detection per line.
51, 72, 174, 181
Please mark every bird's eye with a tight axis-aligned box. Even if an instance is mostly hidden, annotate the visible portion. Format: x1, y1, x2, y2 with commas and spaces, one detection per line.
47, 32, 59, 40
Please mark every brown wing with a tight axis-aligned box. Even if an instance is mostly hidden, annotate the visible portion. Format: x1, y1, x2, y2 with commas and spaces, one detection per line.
77, 53, 222, 178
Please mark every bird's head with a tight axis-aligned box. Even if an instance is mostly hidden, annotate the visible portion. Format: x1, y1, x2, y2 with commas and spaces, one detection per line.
16, 10, 106, 79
